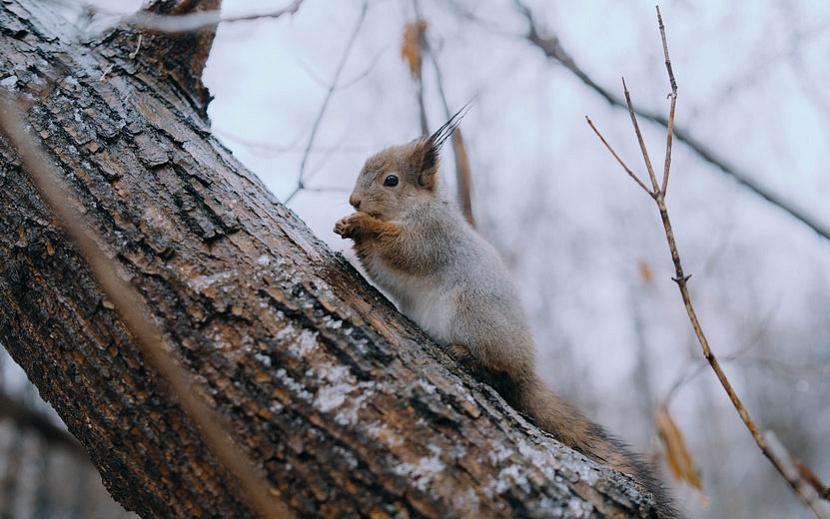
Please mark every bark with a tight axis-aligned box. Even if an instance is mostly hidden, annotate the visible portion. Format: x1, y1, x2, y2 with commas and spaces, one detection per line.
0, 1, 662, 517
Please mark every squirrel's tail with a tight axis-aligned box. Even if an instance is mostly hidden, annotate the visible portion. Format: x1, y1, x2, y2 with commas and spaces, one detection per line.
509, 375, 681, 518
516, 376, 641, 474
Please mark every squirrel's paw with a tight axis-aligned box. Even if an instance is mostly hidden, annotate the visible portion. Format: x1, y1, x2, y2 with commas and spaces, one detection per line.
334, 213, 364, 239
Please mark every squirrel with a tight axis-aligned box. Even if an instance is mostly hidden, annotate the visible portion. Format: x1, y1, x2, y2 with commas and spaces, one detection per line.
334, 111, 680, 518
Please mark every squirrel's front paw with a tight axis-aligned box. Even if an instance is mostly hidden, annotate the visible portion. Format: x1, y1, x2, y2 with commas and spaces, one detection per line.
334, 213, 366, 240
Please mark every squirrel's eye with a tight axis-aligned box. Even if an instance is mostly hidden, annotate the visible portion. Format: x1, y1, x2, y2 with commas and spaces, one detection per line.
383, 175, 399, 187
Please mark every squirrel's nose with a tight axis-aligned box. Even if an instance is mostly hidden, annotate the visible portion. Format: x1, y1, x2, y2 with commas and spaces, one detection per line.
349, 194, 361, 210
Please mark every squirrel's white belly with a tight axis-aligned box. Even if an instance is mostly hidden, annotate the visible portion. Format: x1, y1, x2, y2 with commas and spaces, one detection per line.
402, 286, 455, 344
370, 262, 455, 344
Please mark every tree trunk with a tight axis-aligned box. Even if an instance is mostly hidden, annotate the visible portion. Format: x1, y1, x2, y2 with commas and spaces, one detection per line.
0, 1, 661, 517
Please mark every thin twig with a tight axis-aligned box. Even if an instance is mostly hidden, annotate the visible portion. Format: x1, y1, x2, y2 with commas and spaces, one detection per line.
0, 94, 292, 519
622, 78, 660, 194
657, 6, 677, 195
587, 7, 830, 518
285, 1, 369, 205
585, 116, 651, 194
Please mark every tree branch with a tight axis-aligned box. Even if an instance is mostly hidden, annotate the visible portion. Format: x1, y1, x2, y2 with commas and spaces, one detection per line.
587, 8, 830, 518
96, 0, 306, 33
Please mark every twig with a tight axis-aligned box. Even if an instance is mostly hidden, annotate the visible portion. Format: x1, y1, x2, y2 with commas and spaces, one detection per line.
516, 0, 830, 242
0, 93, 292, 519
285, 1, 369, 205
622, 78, 660, 194
656, 6, 676, 196
586, 7, 829, 518
585, 116, 650, 194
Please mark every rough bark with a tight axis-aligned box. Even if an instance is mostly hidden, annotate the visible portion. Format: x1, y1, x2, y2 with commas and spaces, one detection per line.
0, 1, 662, 517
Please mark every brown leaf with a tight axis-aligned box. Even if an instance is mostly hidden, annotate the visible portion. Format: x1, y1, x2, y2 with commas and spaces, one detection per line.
656, 405, 708, 503
401, 20, 427, 79
638, 260, 653, 283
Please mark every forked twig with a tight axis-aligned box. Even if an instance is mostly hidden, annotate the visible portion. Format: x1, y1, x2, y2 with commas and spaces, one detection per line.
587, 7, 829, 518
285, 1, 369, 204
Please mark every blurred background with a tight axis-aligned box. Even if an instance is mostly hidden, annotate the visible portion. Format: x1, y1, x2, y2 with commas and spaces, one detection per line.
2, 0, 828, 517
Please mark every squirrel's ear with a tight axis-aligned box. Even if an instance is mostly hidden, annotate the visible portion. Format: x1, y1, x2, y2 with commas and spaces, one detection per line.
415, 141, 439, 191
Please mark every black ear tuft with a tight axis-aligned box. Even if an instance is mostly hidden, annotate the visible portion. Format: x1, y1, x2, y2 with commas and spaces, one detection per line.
427, 102, 472, 151
414, 102, 472, 191
422, 144, 437, 173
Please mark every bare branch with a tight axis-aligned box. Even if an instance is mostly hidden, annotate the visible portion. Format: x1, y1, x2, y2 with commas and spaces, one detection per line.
622, 78, 660, 194
414, 6, 477, 227
657, 6, 677, 94
587, 9, 830, 519
286, 1, 368, 205
657, 6, 677, 195
766, 431, 830, 516
404, 1, 429, 136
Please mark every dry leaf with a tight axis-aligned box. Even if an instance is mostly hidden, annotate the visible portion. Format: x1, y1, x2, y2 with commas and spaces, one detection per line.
656, 405, 708, 504
401, 20, 427, 79
638, 260, 653, 283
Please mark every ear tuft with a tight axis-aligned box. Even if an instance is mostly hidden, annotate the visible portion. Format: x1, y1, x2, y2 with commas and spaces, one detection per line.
427, 102, 472, 151
415, 102, 472, 191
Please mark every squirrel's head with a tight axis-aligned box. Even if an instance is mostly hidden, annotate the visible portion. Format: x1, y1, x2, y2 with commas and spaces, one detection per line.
349, 107, 467, 221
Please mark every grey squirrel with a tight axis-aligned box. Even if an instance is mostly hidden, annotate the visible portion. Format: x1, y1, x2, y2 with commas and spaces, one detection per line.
334, 112, 679, 518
